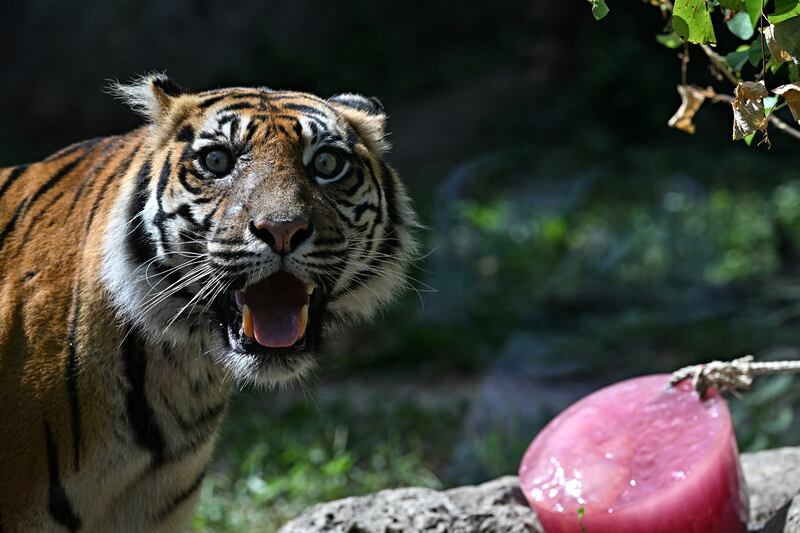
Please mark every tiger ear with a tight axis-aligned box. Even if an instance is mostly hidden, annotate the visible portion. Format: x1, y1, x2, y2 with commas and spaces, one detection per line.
111, 73, 188, 123
328, 93, 389, 154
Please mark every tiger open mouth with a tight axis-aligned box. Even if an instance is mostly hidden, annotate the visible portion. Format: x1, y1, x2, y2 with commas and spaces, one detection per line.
219, 271, 324, 356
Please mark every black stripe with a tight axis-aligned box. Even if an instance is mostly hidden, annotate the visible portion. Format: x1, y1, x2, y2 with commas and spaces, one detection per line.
219, 102, 254, 112
229, 116, 241, 141
172, 401, 227, 433
378, 162, 401, 227
243, 120, 260, 144
276, 112, 327, 129
67, 138, 118, 214
44, 421, 82, 532
353, 201, 379, 222
175, 124, 195, 144
26, 154, 86, 210
344, 168, 366, 197
174, 203, 200, 227
152, 151, 174, 249
66, 283, 83, 472
125, 150, 197, 300
0, 202, 27, 250
314, 237, 346, 247
198, 94, 226, 109
198, 131, 222, 142
179, 167, 203, 195
305, 249, 346, 259
84, 141, 141, 234
282, 103, 328, 117
154, 468, 206, 521
121, 326, 166, 464
334, 163, 402, 298
0, 164, 30, 198
365, 159, 385, 225
126, 160, 158, 265
42, 137, 102, 162
17, 191, 66, 244
3, 154, 88, 246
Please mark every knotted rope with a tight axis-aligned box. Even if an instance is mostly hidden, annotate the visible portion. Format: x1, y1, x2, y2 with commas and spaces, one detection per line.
670, 356, 800, 397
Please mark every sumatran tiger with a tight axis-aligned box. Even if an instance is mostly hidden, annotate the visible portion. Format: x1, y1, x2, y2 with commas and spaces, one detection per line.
0, 74, 418, 532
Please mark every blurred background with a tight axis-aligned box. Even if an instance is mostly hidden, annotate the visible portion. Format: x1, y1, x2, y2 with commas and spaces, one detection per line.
3, 1, 800, 530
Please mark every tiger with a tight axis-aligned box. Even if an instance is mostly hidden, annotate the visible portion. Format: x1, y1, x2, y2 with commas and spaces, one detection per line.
0, 74, 418, 532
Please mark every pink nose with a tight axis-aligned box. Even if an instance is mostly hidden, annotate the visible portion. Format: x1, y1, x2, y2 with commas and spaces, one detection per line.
250, 218, 311, 255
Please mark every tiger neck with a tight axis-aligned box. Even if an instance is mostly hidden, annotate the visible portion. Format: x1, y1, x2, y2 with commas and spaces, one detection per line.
115, 323, 231, 464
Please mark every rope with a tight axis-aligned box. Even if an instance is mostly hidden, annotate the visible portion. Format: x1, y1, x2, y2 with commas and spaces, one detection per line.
669, 356, 800, 398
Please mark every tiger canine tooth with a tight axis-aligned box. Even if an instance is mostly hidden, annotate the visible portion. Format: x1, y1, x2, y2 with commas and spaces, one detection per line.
242, 304, 254, 338
306, 283, 315, 296
299, 304, 309, 334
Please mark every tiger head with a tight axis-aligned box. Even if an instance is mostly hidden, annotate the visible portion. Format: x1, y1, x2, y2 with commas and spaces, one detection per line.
103, 74, 418, 386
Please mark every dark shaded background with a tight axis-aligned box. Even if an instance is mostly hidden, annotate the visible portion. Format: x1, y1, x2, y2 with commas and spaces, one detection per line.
4, 2, 800, 531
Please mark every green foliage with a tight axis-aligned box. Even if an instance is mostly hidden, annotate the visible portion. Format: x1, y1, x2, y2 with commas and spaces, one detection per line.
593, 0, 800, 142
726, 11, 755, 40
732, 374, 800, 450
588, 0, 610, 20
193, 396, 447, 532
673, 0, 717, 44
769, 0, 800, 22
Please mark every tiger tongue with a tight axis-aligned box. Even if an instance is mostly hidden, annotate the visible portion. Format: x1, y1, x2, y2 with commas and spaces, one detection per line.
242, 272, 310, 348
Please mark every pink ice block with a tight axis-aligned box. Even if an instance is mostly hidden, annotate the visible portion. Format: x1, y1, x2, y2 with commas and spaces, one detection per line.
518, 374, 748, 533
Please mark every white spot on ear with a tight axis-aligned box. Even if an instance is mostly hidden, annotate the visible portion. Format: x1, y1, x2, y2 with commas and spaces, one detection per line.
109, 72, 185, 123
328, 93, 391, 155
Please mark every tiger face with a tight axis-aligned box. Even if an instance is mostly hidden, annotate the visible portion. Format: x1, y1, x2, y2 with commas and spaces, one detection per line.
103, 75, 417, 386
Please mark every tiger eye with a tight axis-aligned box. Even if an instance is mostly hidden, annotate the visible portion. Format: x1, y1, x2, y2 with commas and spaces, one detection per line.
204, 148, 233, 175
313, 151, 342, 177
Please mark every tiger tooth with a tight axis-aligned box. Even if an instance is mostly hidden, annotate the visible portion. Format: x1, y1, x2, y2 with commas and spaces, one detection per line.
306, 283, 315, 296
242, 304, 254, 339
299, 304, 309, 335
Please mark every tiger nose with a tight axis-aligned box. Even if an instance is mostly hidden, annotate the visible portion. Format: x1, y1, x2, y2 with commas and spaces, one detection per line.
249, 218, 313, 255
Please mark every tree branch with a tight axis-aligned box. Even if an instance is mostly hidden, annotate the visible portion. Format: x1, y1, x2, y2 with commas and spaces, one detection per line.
655, 1, 800, 142
708, 92, 800, 142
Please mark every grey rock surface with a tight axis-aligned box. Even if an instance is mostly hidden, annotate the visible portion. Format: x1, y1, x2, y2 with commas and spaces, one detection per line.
743, 447, 800, 532
786, 496, 800, 533
281, 448, 800, 533
278, 476, 541, 533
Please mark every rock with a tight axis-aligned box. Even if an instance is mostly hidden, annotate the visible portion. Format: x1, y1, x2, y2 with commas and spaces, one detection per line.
742, 447, 800, 531
278, 476, 541, 533
281, 448, 800, 533
786, 496, 800, 533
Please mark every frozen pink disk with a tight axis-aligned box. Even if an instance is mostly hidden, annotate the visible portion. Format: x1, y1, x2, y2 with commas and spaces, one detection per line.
518, 374, 748, 533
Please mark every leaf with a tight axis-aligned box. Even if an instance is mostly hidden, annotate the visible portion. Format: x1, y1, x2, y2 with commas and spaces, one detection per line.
656, 32, 684, 49
765, 24, 797, 63
772, 16, 800, 63
744, 131, 757, 144
769, 0, 800, 23
727, 11, 755, 40
748, 38, 767, 67
744, 0, 762, 26
773, 83, 800, 121
718, 0, 743, 9
668, 85, 710, 134
588, 0, 610, 20
769, 57, 786, 74
673, 0, 717, 44
732, 80, 769, 140
726, 50, 750, 70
